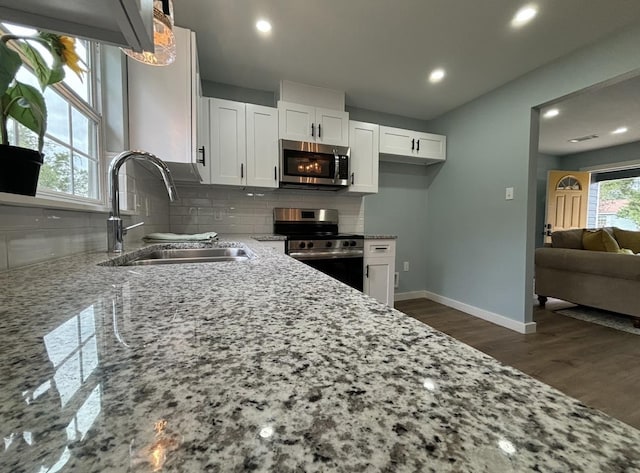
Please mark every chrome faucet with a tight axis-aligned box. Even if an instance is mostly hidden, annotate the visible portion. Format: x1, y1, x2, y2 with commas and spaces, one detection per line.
107, 150, 178, 253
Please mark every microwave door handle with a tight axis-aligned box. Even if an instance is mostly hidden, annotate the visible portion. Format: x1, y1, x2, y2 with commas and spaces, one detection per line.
333, 153, 339, 184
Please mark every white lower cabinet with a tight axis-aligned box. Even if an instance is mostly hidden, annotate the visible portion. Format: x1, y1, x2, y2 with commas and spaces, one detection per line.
348, 121, 379, 194
363, 239, 396, 307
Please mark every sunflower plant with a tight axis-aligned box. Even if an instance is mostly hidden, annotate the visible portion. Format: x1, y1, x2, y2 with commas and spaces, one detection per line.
0, 30, 85, 153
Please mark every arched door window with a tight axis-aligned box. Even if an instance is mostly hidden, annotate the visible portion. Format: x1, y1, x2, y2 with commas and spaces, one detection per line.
556, 176, 582, 190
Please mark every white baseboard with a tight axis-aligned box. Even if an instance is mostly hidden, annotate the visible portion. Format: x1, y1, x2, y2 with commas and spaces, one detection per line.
395, 290, 537, 334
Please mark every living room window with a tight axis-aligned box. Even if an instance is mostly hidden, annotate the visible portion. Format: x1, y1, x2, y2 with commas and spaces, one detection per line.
2, 22, 102, 203
593, 169, 640, 231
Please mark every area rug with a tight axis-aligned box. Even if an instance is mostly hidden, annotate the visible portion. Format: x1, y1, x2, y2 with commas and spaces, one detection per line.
555, 306, 640, 335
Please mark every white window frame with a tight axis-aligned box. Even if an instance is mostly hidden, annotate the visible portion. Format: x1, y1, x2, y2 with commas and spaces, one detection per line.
0, 25, 111, 212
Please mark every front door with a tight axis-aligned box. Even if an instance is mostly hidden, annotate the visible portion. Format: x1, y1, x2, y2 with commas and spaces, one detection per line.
544, 170, 591, 242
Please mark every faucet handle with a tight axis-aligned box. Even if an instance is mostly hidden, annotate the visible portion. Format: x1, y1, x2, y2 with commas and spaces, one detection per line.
124, 221, 144, 234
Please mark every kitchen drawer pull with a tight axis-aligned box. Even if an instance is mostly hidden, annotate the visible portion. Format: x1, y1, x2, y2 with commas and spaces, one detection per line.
197, 146, 206, 166
311, 123, 315, 137
241, 163, 244, 179
411, 138, 415, 151
416, 139, 420, 151
366, 264, 369, 278
374, 246, 388, 250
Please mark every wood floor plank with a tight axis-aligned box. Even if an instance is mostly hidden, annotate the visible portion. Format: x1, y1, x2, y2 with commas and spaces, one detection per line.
395, 298, 640, 429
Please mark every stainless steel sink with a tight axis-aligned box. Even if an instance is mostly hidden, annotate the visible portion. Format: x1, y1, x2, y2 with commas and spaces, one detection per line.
125, 247, 250, 266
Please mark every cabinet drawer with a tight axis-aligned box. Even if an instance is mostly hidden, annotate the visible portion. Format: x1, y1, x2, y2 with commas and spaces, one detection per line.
364, 239, 396, 257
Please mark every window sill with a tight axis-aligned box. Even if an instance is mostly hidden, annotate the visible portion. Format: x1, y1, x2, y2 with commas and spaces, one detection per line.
0, 192, 136, 216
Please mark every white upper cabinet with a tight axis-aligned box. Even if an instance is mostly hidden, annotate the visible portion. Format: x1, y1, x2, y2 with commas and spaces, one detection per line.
246, 104, 279, 189
128, 27, 199, 169
209, 98, 246, 186
379, 126, 446, 165
348, 121, 379, 194
204, 99, 279, 188
278, 101, 349, 146
0, 0, 154, 52
196, 96, 211, 184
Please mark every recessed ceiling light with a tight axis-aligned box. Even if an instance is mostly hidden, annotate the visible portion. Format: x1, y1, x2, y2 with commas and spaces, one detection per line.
511, 4, 538, 28
256, 19, 272, 33
543, 108, 559, 118
612, 126, 628, 134
568, 134, 598, 143
429, 68, 446, 83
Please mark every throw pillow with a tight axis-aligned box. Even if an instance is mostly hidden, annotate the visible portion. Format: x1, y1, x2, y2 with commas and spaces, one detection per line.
618, 248, 634, 255
613, 228, 640, 254
551, 229, 584, 249
582, 229, 620, 252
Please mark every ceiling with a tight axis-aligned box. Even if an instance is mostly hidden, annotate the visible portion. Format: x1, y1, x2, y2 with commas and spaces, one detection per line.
538, 73, 640, 156
174, 0, 640, 122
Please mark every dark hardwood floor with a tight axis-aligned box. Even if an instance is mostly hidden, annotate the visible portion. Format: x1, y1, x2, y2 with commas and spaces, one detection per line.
395, 298, 640, 430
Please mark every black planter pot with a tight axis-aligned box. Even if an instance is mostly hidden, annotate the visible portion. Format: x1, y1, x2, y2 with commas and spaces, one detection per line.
0, 144, 44, 197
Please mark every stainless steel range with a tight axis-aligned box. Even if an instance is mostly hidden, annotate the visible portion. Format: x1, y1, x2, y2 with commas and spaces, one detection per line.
274, 208, 364, 290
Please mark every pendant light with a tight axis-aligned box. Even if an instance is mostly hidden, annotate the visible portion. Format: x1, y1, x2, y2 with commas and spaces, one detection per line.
122, 0, 176, 66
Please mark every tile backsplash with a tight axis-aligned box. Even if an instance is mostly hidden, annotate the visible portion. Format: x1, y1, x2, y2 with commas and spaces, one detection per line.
170, 186, 365, 235
0, 157, 171, 271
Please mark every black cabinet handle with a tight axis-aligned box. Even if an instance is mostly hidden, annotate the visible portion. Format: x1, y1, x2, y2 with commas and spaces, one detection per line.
274, 166, 277, 181
416, 139, 420, 151
318, 124, 321, 138
411, 138, 415, 151
351, 172, 354, 185
311, 123, 315, 137
366, 264, 369, 278
241, 163, 244, 179
197, 146, 206, 166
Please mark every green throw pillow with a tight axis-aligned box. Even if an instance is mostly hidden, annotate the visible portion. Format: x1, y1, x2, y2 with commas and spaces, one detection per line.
613, 228, 640, 254
582, 229, 620, 252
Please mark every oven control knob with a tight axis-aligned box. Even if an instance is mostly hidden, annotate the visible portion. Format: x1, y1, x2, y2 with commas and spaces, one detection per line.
342, 241, 349, 247
299, 242, 306, 249
308, 242, 314, 248
326, 241, 333, 247
350, 240, 357, 247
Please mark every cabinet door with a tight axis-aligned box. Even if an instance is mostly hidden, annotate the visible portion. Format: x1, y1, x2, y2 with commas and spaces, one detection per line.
196, 96, 211, 184
210, 98, 246, 186
278, 101, 315, 142
414, 131, 446, 161
348, 121, 379, 193
365, 261, 393, 306
315, 107, 349, 146
128, 26, 194, 164
246, 104, 279, 189
379, 126, 415, 157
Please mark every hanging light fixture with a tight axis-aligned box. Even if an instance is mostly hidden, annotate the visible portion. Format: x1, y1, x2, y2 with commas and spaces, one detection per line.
122, 0, 176, 66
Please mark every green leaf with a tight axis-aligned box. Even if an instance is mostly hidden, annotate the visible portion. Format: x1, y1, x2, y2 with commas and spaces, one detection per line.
16, 41, 52, 90
0, 41, 21, 96
5, 81, 47, 150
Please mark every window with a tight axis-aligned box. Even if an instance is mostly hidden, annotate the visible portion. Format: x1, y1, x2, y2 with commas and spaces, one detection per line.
594, 171, 640, 231
3, 23, 102, 202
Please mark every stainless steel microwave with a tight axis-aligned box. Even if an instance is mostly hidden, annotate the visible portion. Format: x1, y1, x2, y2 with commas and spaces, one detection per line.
279, 139, 350, 190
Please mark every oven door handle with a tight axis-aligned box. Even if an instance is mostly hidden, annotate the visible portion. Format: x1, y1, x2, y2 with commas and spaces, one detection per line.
289, 251, 363, 260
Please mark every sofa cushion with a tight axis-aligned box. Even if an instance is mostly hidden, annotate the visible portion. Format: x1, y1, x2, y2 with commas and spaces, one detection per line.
551, 229, 584, 249
535, 247, 640, 281
613, 228, 640, 254
582, 229, 620, 252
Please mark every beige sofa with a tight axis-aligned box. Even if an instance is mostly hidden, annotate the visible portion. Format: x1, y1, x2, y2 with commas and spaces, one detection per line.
535, 227, 640, 327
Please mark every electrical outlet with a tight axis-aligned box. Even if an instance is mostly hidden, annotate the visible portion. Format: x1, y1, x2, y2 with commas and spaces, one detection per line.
403, 261, 410, 271
394, 272, 399, 288
505, 187, 514, 200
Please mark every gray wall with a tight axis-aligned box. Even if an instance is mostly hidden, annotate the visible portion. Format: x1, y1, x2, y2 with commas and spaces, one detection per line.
558, 140, 640, 170
364, 162, 430, 293
202, 80, 276, 106
425, 24, 640, 325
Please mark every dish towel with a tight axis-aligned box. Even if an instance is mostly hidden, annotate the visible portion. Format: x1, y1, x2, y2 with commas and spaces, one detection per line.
142, 232, 218, 242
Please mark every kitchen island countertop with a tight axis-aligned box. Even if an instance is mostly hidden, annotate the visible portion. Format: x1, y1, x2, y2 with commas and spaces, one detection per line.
0, 237, 638, 472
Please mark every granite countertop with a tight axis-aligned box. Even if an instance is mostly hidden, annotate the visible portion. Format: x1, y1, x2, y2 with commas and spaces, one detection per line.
363, 235, 397, 240
0, 237, 639, 472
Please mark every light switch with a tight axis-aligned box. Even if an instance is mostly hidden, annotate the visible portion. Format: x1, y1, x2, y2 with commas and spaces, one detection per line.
505, 187, 514, 200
